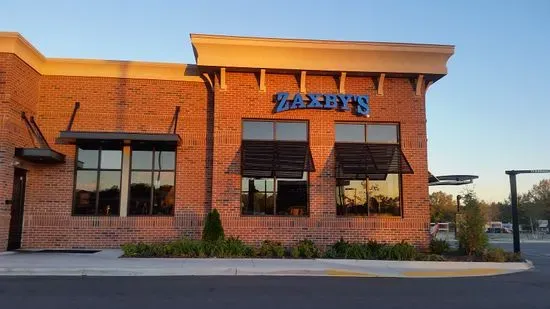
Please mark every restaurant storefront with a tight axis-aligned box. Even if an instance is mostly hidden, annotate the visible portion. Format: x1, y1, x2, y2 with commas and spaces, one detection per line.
0, 32, 454, 251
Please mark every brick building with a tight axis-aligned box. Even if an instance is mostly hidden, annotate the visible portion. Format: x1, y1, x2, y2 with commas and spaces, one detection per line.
0, 32, 454, 251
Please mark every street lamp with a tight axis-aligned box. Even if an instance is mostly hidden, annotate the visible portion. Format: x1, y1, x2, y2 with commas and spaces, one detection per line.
505, 169, 550, 253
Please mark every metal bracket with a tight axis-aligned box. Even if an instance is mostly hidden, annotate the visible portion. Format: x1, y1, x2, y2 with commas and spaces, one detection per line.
169, 106, 181, 134
66, 102, 80, 131
21, 112, 51, 149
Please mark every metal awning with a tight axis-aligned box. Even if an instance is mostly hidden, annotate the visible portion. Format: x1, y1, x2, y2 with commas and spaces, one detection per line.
334, 142, 413, 179
428, 174, 478, 186
15, 148, 66, 164
241, 140, 315, 179
56, 102, 181, 146
56, 131, 180, 145
15, 112, 66, 164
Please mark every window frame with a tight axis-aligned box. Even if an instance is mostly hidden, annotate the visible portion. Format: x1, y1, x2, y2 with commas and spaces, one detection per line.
334, 121, 404, 218
128, 145, 177, 216
240, 119, 310, 217
72, 143, 123, 216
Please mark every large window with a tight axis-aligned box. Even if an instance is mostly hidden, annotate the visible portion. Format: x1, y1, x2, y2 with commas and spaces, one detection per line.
129, 145, 176, 215
241, 121, 309, 216
74, 144, 122, 216
335, 123, 402, 217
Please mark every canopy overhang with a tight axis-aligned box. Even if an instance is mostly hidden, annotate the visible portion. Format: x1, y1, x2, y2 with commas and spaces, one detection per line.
334, 142, 413, 179
56, 131, 181, 145
15, 148, 65, 164
241, 140, 315, 179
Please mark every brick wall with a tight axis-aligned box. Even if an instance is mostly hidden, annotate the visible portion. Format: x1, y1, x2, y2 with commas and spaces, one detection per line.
20, 74, 212, 248
211, 72, 430, 247
2, 54, 430, 250
0, 53, 41, 251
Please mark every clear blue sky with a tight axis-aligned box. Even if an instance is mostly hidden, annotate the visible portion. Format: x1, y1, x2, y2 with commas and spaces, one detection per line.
1, 0, 549, 202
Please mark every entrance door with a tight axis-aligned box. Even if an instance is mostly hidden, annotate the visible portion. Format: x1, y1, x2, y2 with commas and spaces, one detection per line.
8, 168, 27, 250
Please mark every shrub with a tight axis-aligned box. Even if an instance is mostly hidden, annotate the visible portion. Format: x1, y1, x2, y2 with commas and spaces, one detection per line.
383, 241, 417, 261
222, 237, 254, 257
481, 247, 506, 262
290, 239, 321, 258
258, 240, 285, 258
202, 209, 225, 242
430, 238, 450, 255
344, 243, 371, 259
324, 238, 350, 258
457, 192, 488, 255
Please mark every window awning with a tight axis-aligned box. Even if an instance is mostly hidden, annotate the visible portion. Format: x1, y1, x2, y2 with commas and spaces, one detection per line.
15, 148, 66, 164
56, 131, 181, 145
241, 140, 315, 179
15, 112, 66, 164
335, 142, 413, 179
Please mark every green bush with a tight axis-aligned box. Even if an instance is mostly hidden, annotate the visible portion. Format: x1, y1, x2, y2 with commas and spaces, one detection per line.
258, 240, 285, 258
290, 239, 321, 258
505, 252, 523, 262
202, 209, 225, 242
430, 238, 450, 255
481, 247, 506, 262
381, 241, 417, 261
457, 193, 488, 255
344, 243, 371, 259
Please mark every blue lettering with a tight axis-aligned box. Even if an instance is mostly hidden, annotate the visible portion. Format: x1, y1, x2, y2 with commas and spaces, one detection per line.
337, 94, 353, 111
290, 93, 306, 109
324, 94, 338, 109
275, 92, 290, 112
307, 93, 323, 108
355, 95, 370, 116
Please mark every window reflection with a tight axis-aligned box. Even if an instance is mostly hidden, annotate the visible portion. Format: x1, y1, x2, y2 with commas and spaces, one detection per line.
367, 124, 398, 144
129, 172, 152, 215
242, 121, 274, 140
132, 151, 153, 170
154, 151, 175, 170
77, 148, 98, 169
335, 124, 365, 142
100, 150, 122, 169
336, 179, 368, 216
275, 122, 307, 141
368, 174, 401, 216
74, 171, 98, 215
73, 145, 121, 216
241, 173, 307, 216
336, 174, 401, 217
153, 172, 175, 215
129, 147, 175, 216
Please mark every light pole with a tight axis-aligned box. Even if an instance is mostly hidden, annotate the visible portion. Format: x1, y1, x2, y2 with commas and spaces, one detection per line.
455, 195, 462, 237
505, 169, 550, 253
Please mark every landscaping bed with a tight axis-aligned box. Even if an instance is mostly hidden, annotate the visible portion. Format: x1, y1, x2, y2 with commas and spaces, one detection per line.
121, 238, 523, 262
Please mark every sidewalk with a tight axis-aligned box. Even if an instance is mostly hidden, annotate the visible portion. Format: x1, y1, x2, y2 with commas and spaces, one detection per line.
0, 249, 533, 278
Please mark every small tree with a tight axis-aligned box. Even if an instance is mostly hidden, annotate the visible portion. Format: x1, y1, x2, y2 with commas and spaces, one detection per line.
202, 209, 225, 242
457, 192, 487, 255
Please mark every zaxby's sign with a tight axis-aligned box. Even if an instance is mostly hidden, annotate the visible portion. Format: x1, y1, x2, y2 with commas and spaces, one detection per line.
274, 92, 370, 116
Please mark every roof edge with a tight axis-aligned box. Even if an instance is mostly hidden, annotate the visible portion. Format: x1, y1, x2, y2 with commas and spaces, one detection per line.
0, 32, 202, 82
191, 33, 454, 76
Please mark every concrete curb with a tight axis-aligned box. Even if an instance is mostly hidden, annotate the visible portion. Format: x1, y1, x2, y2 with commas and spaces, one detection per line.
0, 259, 533, 278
